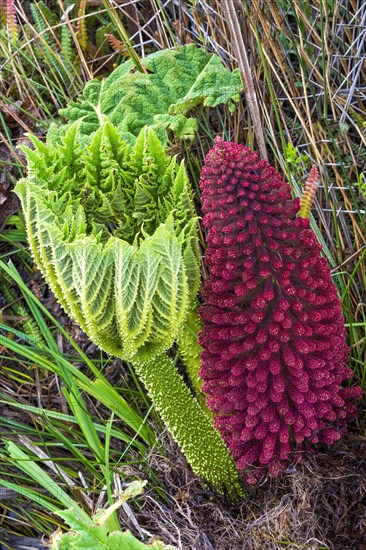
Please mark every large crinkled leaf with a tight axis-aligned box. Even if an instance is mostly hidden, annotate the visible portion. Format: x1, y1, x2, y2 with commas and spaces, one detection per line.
16, 185, 191, 361
15, 126, 197, 361
54, 44, 242, 145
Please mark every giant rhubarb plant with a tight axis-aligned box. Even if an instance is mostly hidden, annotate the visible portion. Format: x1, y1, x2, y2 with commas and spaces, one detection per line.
14, 45, 245, 495
199, 137, 361, 481
15, 123, 242, 495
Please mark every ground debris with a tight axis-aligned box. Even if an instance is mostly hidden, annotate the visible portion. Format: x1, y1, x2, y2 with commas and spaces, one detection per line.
133, 429, 366, 550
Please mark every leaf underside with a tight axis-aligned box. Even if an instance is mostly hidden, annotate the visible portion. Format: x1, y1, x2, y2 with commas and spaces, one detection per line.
15, 125, 200, 362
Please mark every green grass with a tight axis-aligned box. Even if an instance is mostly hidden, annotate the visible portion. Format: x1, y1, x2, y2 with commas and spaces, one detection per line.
0, 257, 158, 541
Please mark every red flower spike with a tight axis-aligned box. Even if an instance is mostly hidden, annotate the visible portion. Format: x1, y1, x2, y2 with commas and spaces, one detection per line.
199, 137, 362, 481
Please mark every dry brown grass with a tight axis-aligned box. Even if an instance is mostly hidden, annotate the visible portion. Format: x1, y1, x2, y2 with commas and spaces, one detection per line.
139, 430, 366, 549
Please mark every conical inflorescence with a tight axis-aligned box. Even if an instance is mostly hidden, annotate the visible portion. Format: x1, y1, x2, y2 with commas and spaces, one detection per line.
199, 137, 362, 482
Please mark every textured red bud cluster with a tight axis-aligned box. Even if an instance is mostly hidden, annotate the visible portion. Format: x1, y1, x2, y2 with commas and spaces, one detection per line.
199, 137, 362, 482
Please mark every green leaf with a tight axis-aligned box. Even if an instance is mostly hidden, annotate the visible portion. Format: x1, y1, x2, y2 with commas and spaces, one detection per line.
57, 44, 242, 145
15, 127, 199, 361
49, 528, 175, 550
48, 482, 177, 549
